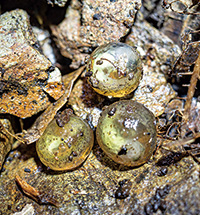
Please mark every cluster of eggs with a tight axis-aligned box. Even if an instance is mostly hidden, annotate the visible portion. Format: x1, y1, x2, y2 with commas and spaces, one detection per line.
36, 42, 157, 171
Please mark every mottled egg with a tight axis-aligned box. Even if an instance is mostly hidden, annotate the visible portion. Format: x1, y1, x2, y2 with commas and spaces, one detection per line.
36, 109, 94, 171
86, 42, 142, 97
96, 100, 157, 166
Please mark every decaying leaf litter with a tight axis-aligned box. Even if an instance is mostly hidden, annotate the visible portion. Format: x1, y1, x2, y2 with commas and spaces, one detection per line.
0, 0, 200, 214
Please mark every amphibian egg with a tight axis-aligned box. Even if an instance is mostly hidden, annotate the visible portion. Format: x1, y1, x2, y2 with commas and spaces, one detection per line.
36, 109, 94, 171
86, 42, 142, 97
96, 100, 157, 166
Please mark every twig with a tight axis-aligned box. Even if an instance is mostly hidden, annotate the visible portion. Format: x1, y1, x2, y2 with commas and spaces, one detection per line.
184, 50, 200, 122
164, 132, 200, 147
0, 121, 26, 144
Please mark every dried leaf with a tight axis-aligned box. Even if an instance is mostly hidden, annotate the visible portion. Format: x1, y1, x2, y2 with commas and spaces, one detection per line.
173, 42, 200, 75
166, 0, 200, 15
16, 175, 59, 207
19, 66, 84, 144
0, 118, 14, 169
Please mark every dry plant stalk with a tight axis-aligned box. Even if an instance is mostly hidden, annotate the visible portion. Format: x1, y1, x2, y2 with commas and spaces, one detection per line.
184, 50, 200, 122
164, 132, 200, 147
0, 121, 25, 144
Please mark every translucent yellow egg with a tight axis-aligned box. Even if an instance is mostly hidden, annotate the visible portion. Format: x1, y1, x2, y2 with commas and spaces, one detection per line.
86, 42, 142, 97
96, 100, 157, 166
36, 109, 94, 171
